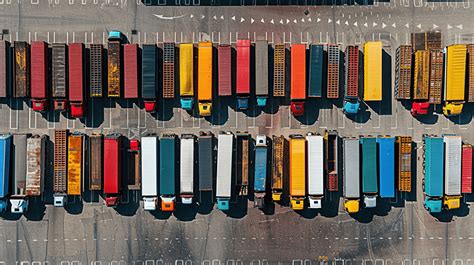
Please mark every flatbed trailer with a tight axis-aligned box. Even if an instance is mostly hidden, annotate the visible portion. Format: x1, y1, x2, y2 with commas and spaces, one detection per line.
308, 45, 323, 98
327, 44, 340, 99
218, 44, 232, 97
395, 45, 412, 100
343, 45, 360, 114
271, 135, 285, 201
163, 42, 175, 99
429, 49, 443, 104
273, 44, 286, 97
52, 43, 68, 111
413, 50, 430, 100
30, 41, 48, 111
396, 136, 412, 192
127, 139, 141, 190
236, 133, 249, 196
255, 40, 269, 107
53, 130, 68, 206
25, 135, 46, 197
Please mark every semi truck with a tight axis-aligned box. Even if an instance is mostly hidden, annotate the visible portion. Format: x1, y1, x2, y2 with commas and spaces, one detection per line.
343, 45, 360, 114
443, 135, 462, 210
325, 131, 339, 191
327, 44, 340, 99
13, 41, 30, 98
236, 133, 249, 196
343, 138, 360, 214
25, 135, 46, 198
394, 45, 412, 100
180, 134, 195, 204
255, 40, 269, 107
124, 44, 139, 99
127, 139, 141, 190
53, 130, 68, 206
52, 43, 68, 111
236, 39, 251, 110
363, 41, 382, 101
218, 44, 232, 96
361, 136, 377, 208
254, 135, 268, 208
443, 44, 467, 116
88, 133, 103, 191
89, 44, 103, 97
289, 134, 306, 210
216, 132, 233, 210
10, 134, 29, 213
67, 133, 84, 198
0, 135, 12, 212
30, 41, 48, 111
429, 49, 443, 105
308, 44, 323, 98
462, 144, 472, 194
107, 33, 121, 97
141, 136, 158, 211
104, 133, 122, 207
306, 134, 324, 209
163, 42, 175, 99
179, 43, 194, 109
271, 135, 285, 201
377, 136, 395, 198
198, 42, 213, 116
68, 43, 85, 118
423, 135, 444, 213
290, 44, 306, 116
160, 134, 176, 211
396, 136, 412, 192
142, 44, 157, 112
198, 132, 213, 195
0, 41, 9, 97
411, 50, 430, 116
273, 44, 286, 97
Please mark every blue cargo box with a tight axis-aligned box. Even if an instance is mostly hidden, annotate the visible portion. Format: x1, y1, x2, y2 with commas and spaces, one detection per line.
0, 135, 11, 198
424, 136, 444, 197
254, 147, 267, 192
308, 45, 324, 98
160, 136, 176, 195
377, 137, 395, 198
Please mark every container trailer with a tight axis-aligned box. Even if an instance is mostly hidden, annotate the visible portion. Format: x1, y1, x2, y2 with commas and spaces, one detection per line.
123, 44, 139, 99
160, 134, 176, 211
271, 135, 285, 201
236, 39, 251, 110
53, 130, 68, 206
411, 50, 430, 116
198, 132, 213, 194
127, 139, 140, 190
10, 134, 29, 213
30, 41, 48, 111
254, 135, 268, 208
0, 40, 10, 97
308, 44, 323, 98
289, 134, 306, 210
216, 132, 233, 210
290, 44, 306, 116
89, 44, 103, 97
68, 43, 85, 118
394, 45, 412, 100
423, 135, 444, 213
180, 134, 195, 204
343, 138, 360, 213
107, 38, 121, 97
306, 134, 324, 209
163, 42, 175, 99
363, 41, 382, 101
361, 136, 377, 208
443, 135, 462, 210
198, 42, 213, 116
104, 133, 122, 207
468, 44, 474, 103
255, 40, 269, 107
0, 135, 12, 212
461, 144, 472, 194
52, 43, 68, 111
13, 41, 30, 98
327, 44, 340, 99
25, 135, 46, 197
179, 43, 194, 109
142, 44, 157, 112
141, 136, 158, 211
429, 49, 443, 105
377, 137, 395, 198
443, 45, 467, 116
88, 133, 103, 191
273, 44, 286, 97
396, 136, 412, 192
218, 44, 232, 96
236, 133, 249, 196
67, 133, 84, 197
343, 45, 360, 114
325, 131, 339, 191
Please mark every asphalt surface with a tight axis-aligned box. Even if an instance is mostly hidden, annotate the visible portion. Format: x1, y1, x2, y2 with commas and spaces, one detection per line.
0, 0, 474, 263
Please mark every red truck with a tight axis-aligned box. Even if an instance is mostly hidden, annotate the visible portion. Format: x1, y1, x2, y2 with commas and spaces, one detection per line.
104, 133, 122, 207
68, 43, 85, 118
30, 41, 48, 112
236, 39, 251, 110
124, 44, 138, 99
462, 144, 472, 194
290, 44, 306, 116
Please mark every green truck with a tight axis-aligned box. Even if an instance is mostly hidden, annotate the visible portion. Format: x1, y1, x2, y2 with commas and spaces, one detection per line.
361, 136, 377, 208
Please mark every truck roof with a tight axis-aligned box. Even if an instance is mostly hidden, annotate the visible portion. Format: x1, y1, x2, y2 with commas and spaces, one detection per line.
218, 44, 232, 96
180, 136, 195, 194
53, 130, 68, 193
160, 135, 176, 196
179, 43, 194, 97
255, 40, 268, 96
216, 133, 233, 198
307, 135, 324, 196
345, 45, 359, 99
30, 41, 48, 99
289, 135, 306, 197
413, 50, 430, 100
423, 136, 444, 197
0, 135, 12, 198
236, 39, 251, 95
343, 138, 360, 198
327, 44, 340, 99
444, 45, 467, 101
13, 41, 30, 98
254, 136, 267, 192
162, 42, 175, 99
124, 44, 138, 99
361, 136, 378, 193
290, 44, 306, 100
103, 134, 121, 194
68, 43, 84, 102
444, 135, 462, 196
273, 44, 286, 97
308, 44, 324, 98
378, 137, 395, 198
88, 134, 103, 191
141, 136, 158, 196
198, 42, 213, 101
67, 134, 84, 196
89, 44, 103, 97
363, 41, 382, 101
52, 43, 67, 98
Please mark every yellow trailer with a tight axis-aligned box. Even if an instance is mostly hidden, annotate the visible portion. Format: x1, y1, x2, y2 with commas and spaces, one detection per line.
363, 41, 382, 101
179, 43, 194, 110
198, 42, 213, 116
289, 135, 306, 210
443, 44, 467, 116
413, 50, 430, 100
67, 133, 84, 196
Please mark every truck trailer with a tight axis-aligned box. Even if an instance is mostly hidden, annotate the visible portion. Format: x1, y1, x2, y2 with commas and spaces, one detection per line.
52, 43, 68, 111
104, 133, 122, 207
290, 44, 306, 116
218, 44, 232, 97
327, 44, 340, 99
68, 43, 85, 118
429, 49, 443, 105
308, 45, 323, 98
89, 44, 103, 97
160, 134, 176, 211
25, 135, 46, 198
198, 132, 214, 195
343, 45, 360, 114
423, 135, 444, 213
461, 144, 472, 194
30, 41, 48, 111
289, 134, 306, 210
53, 130, 68, 206
377, 137, 395, 198
306, 134, 324, 209
443, 135, 462, 210
443, 45, 467, 116
13, 41, 30, 98
107, 37, 121, 97
255, 40, 269, 107
396, 136, 412, 192
325, 131, 339, 191
271, 135, 285, 201
180, 43, 194, 109
163, 42, 175, 99
198, 42, 213, 116
88, 133, 103, 191
394, 45, 412, 100
361, 136, 377, 208
0, 41, 10, 97
363, 41, 382, 101
67, 133, 84, 197
0, 135, 12, 212
254, 135, 268, 208
124, 44, 139, 99
236, 39, 251, 110
343, 138, 360, 213
411, 50, 430, 116
273, 44, 286, 97
142, 44, 157, 112
180, 134, 195, 204
141, 136, 158, 211
10, 134, 29, 213
216, 132, 233, 210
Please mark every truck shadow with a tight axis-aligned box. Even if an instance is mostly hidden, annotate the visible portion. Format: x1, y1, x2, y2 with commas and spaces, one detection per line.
197, 192, 215, 215
24, 197, 46, 221
208, 96, 231, 126
449, 104, 473, 125
226, 196, 248, 219
156, 98, 175, 122
173, 203, 198, 221
64, 197, 84, 215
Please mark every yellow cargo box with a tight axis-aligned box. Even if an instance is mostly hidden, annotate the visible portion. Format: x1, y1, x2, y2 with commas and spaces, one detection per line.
67, 134, 84, 196
198, 42, 213, 116
444, 45, 467, 101
289, 135, 305, 210
179, 43, 194, 97
363, 41, 382, 101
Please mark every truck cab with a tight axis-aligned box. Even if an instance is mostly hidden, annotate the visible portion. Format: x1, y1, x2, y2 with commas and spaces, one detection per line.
53, 194, 67, 207
105, 196, 120, 207
290, 102, 305, 116
364, 195, 377, 208
217, 198, 230, 210
343, 100, 360, 115
443, 196, 461, 210
256, 97, 267, 107
424, 198, 442, 213
236, 98, 249, 110
198, 103, 212, 116
344, 200, 359, 214
443, 103, 463, 116
70, 104, 84, 118
161, 197, 175, 212
180, 98, 194, 110
411, 102, 430, 116
32, 100, 47, 112
108, 31, 123, 42
10, 198, 28, 213
290, 198, 304, 210
144, 101, 156, 113
143, 197, 158, 211
308, 196, 322, 209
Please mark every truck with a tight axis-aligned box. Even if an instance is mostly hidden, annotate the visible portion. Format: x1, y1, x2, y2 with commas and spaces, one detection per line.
67, 133, 84, 197
306, 134, 324, 209
327, 44, 340, 99
68, 43, 85, 118
0, 135, 12, 212
443, 44, 467, 116
254, 135, 268, 208
142, 44, 157, 112
0, 40, 10, 97
468, 44, 474, 103
255, 40, 269, 107
180, 134, 195, 204
289, 134, 306, 210
429, 49, 443, 105
198, 132, 213, 194
127, 139, 140, 190
13, 41, 30, 98
53, 130, 68, 206
423, 135, 444, 213
141, 136, 158, 211
216, 132, 233, 210
52, 43, 68, 111
89, 44, 103, 97
343, 45, 360, 114
325, 131, 339, 191
107, 35, 121, 97
343, 138, 360, 214
412, 31, 442, 51
396, 136, 412, 192
308, 44, 323, 98
10, 134, 29, 213
290, 44, 306, 116
461, 144, 472, 194
411, 50, 430, 116
180, 43, 194, 109
394, 45, 412, 100
443, 135, 462, 210
104, 133, 122, 207
271, 136, 285, 203
218, 44, 232, 97
273, 44, 286, 97
124, 44, 139, 99
377, 137, 395, 198
236, 133, 249, 196
361, 136, 377, 208
25, 135, 46, 198
163, 42, 175, 99
160, 134, 176, 211
363, 41, 382, 101
30, 41, 48, 111
198, 42, 213, 116
236, 39, 251, 110
88, 133, 102, 191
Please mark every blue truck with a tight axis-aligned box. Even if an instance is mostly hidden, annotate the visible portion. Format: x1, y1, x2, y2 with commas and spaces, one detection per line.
423, 135, 444, 213
0, 135, 11, 212
378, 137, 395, 198
254, 135, 268, 208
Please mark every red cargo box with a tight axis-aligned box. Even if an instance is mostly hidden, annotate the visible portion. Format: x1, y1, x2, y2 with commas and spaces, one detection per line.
68, 43, 84, 102
218, 44, 232, 96
236, 39, 250, 95
30, 41, 48, 111
124, 44, 138, 99
104, 135, 121, 194
462, 144, 472, 193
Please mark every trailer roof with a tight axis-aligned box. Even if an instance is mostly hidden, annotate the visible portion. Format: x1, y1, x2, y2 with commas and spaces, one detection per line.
141, 136, 158, 196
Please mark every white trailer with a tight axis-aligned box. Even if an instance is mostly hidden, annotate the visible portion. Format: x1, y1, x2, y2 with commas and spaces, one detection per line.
141, 136, 158, 211
343, 138, 360, 213
306, 134, 324, 209
180, 135, 195, 204
444, 135, 462, 196
216, 132, 233, 210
